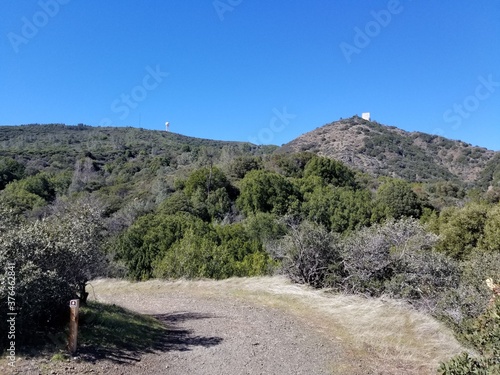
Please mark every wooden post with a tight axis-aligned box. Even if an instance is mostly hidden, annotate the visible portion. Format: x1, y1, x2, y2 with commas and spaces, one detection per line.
68, 299, 80, 354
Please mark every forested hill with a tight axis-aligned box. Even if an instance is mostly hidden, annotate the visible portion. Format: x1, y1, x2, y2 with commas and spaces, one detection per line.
279, 116, 500, 186
2, 120, 500, 190
0, 124, 273, 170
0, 123, 277, 212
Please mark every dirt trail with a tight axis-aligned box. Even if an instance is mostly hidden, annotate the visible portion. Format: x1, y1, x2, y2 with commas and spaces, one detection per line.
3, 276, 463, 375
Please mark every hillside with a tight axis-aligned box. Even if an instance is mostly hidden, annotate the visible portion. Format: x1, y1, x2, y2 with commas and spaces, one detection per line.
3, 121, 499, 188
0, 124, 276, 211
279, 116, 498, 184
0, 123, 274, 172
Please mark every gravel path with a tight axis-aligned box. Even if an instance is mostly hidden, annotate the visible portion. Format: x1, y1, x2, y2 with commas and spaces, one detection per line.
104, 291, 341, 375
5, 283, 340, 375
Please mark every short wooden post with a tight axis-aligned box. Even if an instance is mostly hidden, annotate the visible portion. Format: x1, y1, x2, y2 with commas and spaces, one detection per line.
68, 299, 80, 354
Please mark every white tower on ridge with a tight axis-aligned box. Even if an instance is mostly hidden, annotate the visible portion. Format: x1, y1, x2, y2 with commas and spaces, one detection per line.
362, 112, 371, 121
165, 121, 170, 132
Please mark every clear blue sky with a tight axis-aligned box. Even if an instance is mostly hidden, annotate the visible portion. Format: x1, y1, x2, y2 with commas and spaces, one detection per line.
1, 1, 499, 149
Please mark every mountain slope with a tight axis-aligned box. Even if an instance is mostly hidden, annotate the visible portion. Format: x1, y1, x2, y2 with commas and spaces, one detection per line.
279, 116, 497, 183
0, 123, 279, 178
0, 124, 276, 212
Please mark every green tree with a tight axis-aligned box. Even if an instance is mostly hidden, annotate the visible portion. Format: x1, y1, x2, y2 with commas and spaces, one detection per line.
158, 191, 195, 216
479, 204, 500, 252
237, 170, 301, 216
269, 152, 315, 178
0, 157, 25, 190
302, 185, 373, 232
374, 179, 422, 220
228, 156, 262, 179
184, 167, 234, 221
152, 223, 273, 279
114, 212, 210, 280
303, 156, 356, 188
0, 188, 46, 213
206, 187, 232, 221
184, 166, 230, 198
434, 203, 489, 260
214, 223, 273, 276
0, 173, 57, 212
153, 229, 222, 279
244, 212, 287, 244
18, 173, 56, 202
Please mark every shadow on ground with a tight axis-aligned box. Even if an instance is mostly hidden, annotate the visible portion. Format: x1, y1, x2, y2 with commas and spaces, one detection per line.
74, 305, 223, 364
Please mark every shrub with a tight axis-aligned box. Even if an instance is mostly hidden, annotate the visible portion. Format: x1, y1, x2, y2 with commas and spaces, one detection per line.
244, 212, 287, 244
302, 185, 373, 233
269, 220, 344, 288
439, 299, 500, 374
184, 166, 230, 198
0, 173, 57, 213
441, 250, 500, 326
479, 204, 500, 252
373, 179, 423, 220
0, 157, 25, 190
303, 156, 356, 188
237, 170, 301, 216
182, 167, 234, 221
268, 152, 315, 178
113, 212, 209, 280
433, 203, 489, 260
339, 219, 458, 309
0, 197, 107, 349
153, 229, 222, 279
152, 224, 274, 279
228, 156, 262, 179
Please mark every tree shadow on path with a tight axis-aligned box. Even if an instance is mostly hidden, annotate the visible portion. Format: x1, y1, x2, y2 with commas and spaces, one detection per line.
75, 304, 223, 364
153, 311, 223, 352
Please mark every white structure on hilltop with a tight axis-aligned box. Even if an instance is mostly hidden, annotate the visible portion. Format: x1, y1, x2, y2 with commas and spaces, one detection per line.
165, 121, 170, 132
362, 112, 371, 121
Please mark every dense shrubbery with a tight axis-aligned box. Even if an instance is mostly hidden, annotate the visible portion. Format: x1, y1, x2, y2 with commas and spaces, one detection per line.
0, 156, 25, 189
0, 197, 107, 349
237, 169, 301, 216
153, 224, 273, 279
113, 211, 275, 281
274, 218, 459, 312
302, 185, 373, 232
373, 179, 423, 220
0, 172, 59, 212
439, 300, 500, 374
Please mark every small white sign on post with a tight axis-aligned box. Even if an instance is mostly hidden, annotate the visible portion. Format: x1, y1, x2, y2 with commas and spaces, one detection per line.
68, 299, 80, 354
